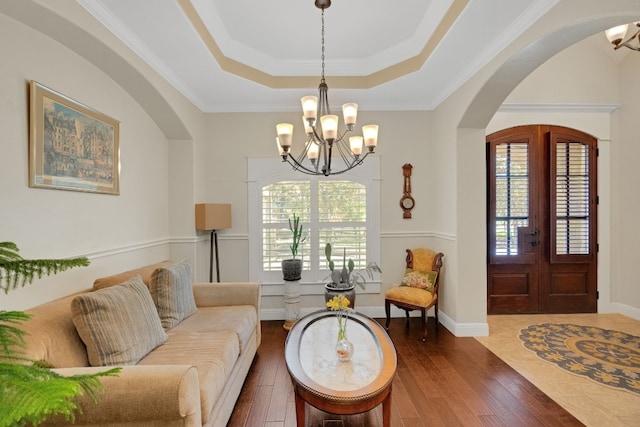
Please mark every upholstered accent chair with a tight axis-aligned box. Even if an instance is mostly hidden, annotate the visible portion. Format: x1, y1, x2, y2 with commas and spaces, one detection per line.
384, 248, 444, 341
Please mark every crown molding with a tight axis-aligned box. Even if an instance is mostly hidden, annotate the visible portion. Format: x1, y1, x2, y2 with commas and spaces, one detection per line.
499, 102, 620, 113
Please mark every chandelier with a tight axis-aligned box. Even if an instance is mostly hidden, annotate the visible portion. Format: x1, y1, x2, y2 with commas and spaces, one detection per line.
605, 21, 640, 51
275, 0, 379, 176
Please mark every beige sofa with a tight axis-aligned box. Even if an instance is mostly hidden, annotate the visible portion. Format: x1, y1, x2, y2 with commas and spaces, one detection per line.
20, 261, 261, 427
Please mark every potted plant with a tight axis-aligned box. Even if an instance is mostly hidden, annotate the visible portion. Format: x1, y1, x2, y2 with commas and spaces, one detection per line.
0, 241, 120, 426
323, 242, 381, 308
281, 213, 306, 281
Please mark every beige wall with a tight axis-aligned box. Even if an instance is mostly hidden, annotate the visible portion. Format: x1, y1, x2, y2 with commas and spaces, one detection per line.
614, 51, 640, 312
2, 0, 639, 332
0, 3, 203, 310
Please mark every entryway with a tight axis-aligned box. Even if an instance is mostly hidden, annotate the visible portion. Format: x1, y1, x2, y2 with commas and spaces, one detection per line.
486, 125, 598, 314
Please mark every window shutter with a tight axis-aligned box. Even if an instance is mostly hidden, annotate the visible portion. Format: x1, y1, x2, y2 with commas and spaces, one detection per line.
262, 181, 310, 271
550, 132, 596, 263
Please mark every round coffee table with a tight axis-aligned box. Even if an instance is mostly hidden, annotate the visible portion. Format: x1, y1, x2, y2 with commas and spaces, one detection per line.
285, 310, 397, 427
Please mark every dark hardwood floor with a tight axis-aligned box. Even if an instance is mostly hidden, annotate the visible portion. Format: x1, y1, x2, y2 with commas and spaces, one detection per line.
228, 317, 584, 427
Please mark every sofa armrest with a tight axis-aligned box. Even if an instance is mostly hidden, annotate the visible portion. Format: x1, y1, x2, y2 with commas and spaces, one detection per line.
42, 365, 201, 426
192, 282, 261, 311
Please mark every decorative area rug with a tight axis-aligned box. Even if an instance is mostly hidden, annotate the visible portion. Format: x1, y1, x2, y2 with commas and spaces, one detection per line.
519, 323, 640, 395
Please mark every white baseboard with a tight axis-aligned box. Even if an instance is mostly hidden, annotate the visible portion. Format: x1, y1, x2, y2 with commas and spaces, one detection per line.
260, 306, 490, 337
438, 311, 489, 337
608, 302, 640, 321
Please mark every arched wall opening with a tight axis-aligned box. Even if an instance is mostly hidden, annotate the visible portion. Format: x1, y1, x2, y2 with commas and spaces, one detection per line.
454, 9, 640, 333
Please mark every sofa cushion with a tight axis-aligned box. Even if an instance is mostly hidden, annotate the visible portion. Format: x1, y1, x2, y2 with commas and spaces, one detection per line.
149, 260, 197, 330
71, 275, 168, 366
93, 260, 173, 291
138, 330, 240, 425
385, 285, 436, 308
21, 293, 91, 368
169, 305, 257, 355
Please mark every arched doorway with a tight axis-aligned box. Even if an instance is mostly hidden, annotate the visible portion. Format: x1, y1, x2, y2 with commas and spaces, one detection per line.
486, 125, 597, 314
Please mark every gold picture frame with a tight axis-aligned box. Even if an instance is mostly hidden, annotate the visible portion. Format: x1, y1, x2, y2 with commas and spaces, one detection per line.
29, 80, 120, 195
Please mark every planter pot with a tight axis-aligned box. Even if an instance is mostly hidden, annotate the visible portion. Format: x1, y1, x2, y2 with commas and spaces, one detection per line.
281, 259, 302, 281
324, 283, 356, 309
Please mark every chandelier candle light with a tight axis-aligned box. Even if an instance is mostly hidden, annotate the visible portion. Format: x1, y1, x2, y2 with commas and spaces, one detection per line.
276, 0, 379, 176
605, 21, 640, 51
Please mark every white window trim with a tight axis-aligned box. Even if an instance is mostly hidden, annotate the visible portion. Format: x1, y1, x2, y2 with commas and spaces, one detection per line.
248, 156, 381, 292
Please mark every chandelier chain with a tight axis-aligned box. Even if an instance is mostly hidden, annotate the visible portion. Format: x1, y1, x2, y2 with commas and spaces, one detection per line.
321, 8, 326, 82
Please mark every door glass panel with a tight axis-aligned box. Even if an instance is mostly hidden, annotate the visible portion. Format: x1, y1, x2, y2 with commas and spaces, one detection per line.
555, 142, 589, 255
495, 143, 529, 255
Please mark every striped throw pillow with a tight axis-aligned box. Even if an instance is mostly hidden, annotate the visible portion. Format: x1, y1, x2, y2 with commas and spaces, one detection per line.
71, 275, 168, 366
150, 261, 197, 330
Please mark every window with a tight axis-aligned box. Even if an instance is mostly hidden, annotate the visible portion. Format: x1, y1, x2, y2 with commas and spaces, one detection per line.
554, 141, 589, 255
494, 142, 529, 256
248, 157, 380, 285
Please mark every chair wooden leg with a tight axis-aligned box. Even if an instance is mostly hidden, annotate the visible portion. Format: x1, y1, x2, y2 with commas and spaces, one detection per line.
435, 301, 439, 328
420, 309, 427, 341
405, 310, 410, 328
384, 299, 391, 331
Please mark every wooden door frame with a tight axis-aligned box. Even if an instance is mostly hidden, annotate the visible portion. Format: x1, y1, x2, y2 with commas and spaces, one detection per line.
486, 125, 598, 314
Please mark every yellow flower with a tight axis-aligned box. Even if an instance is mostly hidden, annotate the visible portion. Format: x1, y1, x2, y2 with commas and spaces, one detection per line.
326, 295, 350, 311
326, 295, 351, 342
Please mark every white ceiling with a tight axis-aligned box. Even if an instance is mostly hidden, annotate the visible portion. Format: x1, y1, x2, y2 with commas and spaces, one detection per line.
76, 0, 620, 113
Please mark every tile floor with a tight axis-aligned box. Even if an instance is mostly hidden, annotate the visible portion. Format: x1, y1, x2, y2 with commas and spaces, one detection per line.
475, 313, 640, 427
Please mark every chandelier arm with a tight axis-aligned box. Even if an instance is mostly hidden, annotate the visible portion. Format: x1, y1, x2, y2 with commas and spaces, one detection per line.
285, 157, 321, 175
339, 141, 369, 169
333, 138, 359, 167
333, 128, 353, 145
311, 127, 324, 145
285, 152, 320, 175
288, 137, 321, 174
321, 152, 370, 176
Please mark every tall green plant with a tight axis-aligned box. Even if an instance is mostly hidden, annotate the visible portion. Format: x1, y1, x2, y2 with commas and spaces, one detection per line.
0, 241, 120, 427
288, 214, 306, 259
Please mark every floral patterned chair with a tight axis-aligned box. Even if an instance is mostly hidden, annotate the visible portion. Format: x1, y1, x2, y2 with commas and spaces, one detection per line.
384, 248, 444, 341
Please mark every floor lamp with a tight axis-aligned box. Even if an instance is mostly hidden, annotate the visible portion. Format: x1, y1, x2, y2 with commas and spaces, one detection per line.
195, 203, 232, 282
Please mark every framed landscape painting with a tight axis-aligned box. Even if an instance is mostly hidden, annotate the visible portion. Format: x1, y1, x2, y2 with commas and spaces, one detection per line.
29, 80, 120, 195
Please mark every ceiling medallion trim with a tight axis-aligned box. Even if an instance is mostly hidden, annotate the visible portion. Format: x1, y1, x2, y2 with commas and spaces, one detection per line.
177, 0, 468, 90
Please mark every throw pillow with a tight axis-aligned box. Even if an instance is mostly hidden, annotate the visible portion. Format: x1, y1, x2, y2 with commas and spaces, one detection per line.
400, 269, 438, 293
71, 275, 168, 366
149, 260, 197, 330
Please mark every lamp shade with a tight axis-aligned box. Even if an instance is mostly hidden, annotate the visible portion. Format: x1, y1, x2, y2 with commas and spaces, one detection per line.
195, 204, 232, 230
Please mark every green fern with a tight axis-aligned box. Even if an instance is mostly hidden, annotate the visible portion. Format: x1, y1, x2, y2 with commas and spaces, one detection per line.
0, 310, 31, 362
0, 241, 90, 294
0, 362, 121, 427
0, 241, 120, 426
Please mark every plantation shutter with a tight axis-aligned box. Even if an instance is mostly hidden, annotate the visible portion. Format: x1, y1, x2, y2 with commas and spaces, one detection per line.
550, 132, 596, 263
318, 181, 367, 270
262, 181, 311, 271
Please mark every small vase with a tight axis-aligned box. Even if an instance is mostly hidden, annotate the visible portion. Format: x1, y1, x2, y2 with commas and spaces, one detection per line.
335, 338, 354, 361
324, 282, 356, 309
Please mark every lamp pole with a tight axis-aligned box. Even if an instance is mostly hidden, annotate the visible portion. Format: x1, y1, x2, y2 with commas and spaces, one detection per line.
209, 229, 221, 282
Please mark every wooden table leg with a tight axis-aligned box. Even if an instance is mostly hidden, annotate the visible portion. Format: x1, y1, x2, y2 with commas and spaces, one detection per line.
382, 387, 392, 427
294, 389, 306, 427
